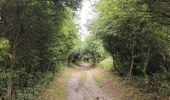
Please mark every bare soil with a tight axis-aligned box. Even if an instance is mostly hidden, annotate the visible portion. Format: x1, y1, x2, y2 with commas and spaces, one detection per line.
38, 64, 130, 100
67, 64, 117, 100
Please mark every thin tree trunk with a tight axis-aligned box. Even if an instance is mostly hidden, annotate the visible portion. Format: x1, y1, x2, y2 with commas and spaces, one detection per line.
7, 44, 16, 100
91, 52, 96, 66
143, 47, 150, 76
129, 47, 134, 76
7, 15, 21, 100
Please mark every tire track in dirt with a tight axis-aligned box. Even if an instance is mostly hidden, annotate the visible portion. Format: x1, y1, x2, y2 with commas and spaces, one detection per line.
67, 71, 84, 100
67, 64, 113, 100
82, 71, 113, 100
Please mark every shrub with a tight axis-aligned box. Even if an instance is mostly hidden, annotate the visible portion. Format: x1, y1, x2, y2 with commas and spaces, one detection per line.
99, 57, 113, 71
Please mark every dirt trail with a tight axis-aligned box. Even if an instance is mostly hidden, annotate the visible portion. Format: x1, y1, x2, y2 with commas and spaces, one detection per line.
67, 64, 113, 100
38, 64, 129, 100
67, 72, 84, 100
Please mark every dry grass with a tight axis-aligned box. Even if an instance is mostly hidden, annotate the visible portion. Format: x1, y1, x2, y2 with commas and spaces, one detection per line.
91, 67, 135, 100
37, 67, 76, 100
91, 67, 160, 100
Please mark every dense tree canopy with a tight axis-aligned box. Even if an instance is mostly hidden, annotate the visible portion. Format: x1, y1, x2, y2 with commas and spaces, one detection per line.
0, 0, 170, 99
91, 0, 170, 75
0, 0, 82, 99
88, 0, 170, 98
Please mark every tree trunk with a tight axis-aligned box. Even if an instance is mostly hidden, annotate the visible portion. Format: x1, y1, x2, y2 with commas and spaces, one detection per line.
143, 47, 150, 76
7, 44, 16, 100
91, 52, 96, 66
129, 47, 134, 76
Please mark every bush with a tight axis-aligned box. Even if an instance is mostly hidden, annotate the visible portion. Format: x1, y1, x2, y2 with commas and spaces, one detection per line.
99, 57, 113, 71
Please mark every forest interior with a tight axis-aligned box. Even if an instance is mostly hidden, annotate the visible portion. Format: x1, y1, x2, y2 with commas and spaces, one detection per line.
0, 0, 170, 100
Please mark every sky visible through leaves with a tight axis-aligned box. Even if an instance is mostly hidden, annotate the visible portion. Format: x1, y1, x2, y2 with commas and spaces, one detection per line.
75, 0, 99, 40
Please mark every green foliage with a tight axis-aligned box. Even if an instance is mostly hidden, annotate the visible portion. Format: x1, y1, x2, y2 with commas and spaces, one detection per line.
92, 0, 170, 75
67, 33, 109, 65
99, 57, 113, 71
124, 72, 170, 99
79, 34, 109, 65
0, 38, 9, 59
89, 0, 170, 98
0, 0, 82, 99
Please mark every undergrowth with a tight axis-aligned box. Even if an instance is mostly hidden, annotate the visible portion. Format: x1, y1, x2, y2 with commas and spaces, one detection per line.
98, 58, 170, 100
98, 57, 113, 71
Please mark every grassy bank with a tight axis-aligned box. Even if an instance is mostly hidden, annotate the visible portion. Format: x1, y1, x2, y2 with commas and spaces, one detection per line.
37, 67, 76, 100
95, 58, 170, 100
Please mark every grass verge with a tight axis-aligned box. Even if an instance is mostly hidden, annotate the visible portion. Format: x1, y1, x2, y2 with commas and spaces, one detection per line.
91, 67, 136, 100
37, 67, 76, 100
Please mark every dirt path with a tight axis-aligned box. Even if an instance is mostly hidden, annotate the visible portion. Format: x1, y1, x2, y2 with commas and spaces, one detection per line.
67, 72, 84, 100
38, 64, 130, 100
67, 64, 113, 100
